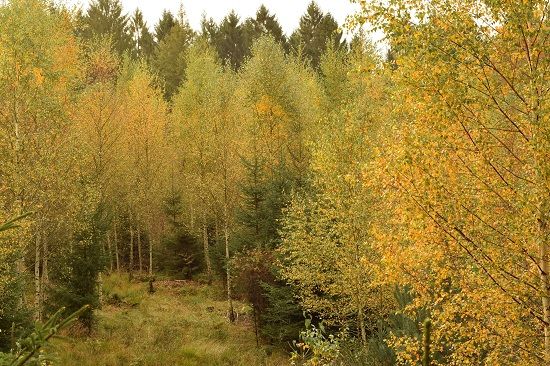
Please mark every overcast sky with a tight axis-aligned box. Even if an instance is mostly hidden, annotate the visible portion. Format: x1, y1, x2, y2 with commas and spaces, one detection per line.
63, 0, 361, 36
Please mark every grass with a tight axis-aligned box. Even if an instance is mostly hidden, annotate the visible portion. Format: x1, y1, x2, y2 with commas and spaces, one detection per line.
53, 273, 289, 366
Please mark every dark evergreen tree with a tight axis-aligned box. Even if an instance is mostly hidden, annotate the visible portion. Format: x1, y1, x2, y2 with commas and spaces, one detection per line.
152, 15, 194, 100
130, 9, 154, 60
235, 155, 268, 250
200, 15, 219, 45
216, 11, 250, 71
244, 5, 288, 53
289, 1, 345, 70
48, 198, 106, 332
154, 10, 177, 45
77, 0, 133, 56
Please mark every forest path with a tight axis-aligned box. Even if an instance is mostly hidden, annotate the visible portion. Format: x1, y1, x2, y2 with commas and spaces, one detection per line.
55, 274, 287, 366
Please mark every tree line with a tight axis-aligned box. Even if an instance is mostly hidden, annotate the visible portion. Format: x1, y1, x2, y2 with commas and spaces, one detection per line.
1, 0, 549, 365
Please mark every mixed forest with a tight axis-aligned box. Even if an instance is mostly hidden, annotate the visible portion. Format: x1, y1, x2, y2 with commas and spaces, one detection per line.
0, 0, 549, 365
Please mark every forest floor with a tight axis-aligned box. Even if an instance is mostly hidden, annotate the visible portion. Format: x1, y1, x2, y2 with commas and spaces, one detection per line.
54, 274, 289, 366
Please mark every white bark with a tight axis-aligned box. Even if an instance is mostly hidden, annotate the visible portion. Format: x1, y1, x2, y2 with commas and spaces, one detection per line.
107, 231, 113, 272
224, 218, 234, 322
202, 218, 212, 283
34, 234, 41, 322
114, 223, 120, 272
148, 221, 154, 276
129, 226, 134, 275
137, 224, 142, 273
539, 207, 550, 362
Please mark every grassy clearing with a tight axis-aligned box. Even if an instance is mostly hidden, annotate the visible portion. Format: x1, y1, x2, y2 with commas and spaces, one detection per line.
54, 273, 289, 366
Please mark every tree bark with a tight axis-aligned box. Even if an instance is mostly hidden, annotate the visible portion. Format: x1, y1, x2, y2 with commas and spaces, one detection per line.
107, 231, 113, 272
224, 218, 235, 322
129, 226, 134, 277
137, 224, 142, 273
149, 235, 153, 276
148, 222, 153, 276
202, 218, 212, 283
98, 271, 103, 306
114, 222, 120, 272
358, 308, 367, 344
539, 205, 550, 363
42, 235, 48, 308
42, 235, 48, 285
34, 233, 41, 322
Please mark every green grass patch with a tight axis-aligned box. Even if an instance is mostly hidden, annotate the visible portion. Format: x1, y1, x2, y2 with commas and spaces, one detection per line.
54, 274, 288, 365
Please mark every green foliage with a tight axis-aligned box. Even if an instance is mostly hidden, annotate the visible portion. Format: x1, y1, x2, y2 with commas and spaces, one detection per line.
77, 0, 133, 56
0, 214, 32, 352
129, 9, 154, 60
290, 1, 346, 70
291, 320, 343, 365
153, 18, 194, 99
154, 10, 177, 45
215, 11, 250, 71
0, 214, 32, 233
244, 5, 288, 53
260, 282, 303, 345
47, 194, 106, 331
156, 230, 203, 279
0, 306, 89, 366
55, 274, 288, 365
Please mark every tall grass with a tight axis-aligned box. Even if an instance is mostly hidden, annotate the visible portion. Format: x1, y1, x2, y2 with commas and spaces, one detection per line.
54, 273, 288, 365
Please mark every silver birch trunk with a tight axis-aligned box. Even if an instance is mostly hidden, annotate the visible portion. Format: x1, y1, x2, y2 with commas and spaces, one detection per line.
98, 271, 103, 306
148, 222, 153, 276
42, 235, 48, 308
129, 227, 134, 275
539, 205, 550, 362
137, 225, 142, 273
114, 223, 120, 272
358, 308, 367, 344
34, 234, 41, 322
224, 217, 234, 322
107, 231, 113, 272
202, 218, 212, 283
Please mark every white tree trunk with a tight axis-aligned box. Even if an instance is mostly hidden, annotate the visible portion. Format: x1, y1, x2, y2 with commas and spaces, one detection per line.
34, 234, 41, 322
149, 234, 153, 276
114, 223, 120, 272
539, 207, 550, 362
98, 271, 103, 306
129, 227, 134, 276
107, 231, 113, 272
358, 308, 367, 344
224, 217, 234, 322
42, 235, 48, 308
202, 218, 212, 283
137, 224, 142, 273
147, 220, 154, 276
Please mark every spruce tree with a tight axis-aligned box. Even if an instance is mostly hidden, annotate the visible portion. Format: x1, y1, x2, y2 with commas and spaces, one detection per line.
152, 15, 194, 100
244, 5, 288, 53
216, 11, 250, 71
77, 0, 133, 56
129, 9, 154, 60
289, 1, 345, 70
154, 10, 177, 45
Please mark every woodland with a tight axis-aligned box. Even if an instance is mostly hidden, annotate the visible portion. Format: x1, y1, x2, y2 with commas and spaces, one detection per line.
0, 0, 549, 365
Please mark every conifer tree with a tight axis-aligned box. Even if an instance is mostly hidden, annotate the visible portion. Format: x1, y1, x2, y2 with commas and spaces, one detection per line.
153, 12, 194, 100
290, 1, 345, 70
216, 11, 250, 71
154, 10, 177, 45
129, 9, 154, 60
77, 0, 133, 56
244, 5, 288, 53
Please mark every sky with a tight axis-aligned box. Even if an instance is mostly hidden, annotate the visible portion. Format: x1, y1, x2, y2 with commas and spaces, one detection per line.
64, 0, 361, 37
